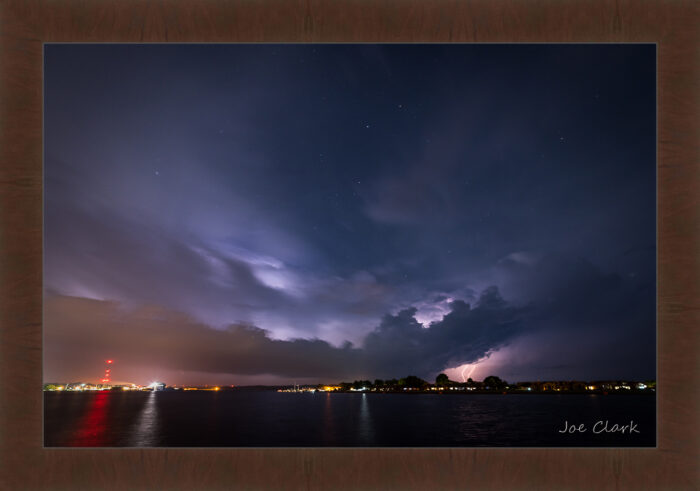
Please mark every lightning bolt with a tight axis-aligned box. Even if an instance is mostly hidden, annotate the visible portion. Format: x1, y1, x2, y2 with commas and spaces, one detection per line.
460, 364, 477, 382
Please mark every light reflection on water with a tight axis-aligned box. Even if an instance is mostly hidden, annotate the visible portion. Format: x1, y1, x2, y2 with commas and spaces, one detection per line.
322, 392, 335, 444
130, 391, 158, 446
358, 393, 374, 443
72, 391, 109, 446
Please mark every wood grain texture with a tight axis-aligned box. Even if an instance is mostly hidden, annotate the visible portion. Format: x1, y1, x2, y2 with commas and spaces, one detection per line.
1, 0, 698, 489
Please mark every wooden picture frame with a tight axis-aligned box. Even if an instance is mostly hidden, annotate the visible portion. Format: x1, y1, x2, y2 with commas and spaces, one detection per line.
1, 0, 697, 489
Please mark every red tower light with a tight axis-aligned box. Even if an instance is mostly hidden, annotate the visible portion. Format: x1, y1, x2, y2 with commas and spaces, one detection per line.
101, 359, 114, 385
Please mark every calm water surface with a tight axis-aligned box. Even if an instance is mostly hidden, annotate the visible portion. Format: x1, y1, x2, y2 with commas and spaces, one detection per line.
44, 391, 655, 447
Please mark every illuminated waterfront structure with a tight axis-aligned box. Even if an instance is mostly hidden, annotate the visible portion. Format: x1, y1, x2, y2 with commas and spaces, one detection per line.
148, 382, 166, 391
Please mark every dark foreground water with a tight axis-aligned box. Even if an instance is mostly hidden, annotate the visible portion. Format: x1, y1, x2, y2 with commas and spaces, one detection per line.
44, 391, 655, 447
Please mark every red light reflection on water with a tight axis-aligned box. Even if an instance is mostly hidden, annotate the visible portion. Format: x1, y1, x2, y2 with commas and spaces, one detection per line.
71, 392, 111, 446
323, 392, 335, 444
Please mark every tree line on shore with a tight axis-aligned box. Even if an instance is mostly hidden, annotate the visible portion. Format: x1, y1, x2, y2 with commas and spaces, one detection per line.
335, 374, 510, 391
329, 374, 655, 393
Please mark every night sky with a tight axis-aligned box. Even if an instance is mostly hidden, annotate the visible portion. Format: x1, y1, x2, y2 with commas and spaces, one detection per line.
44, 44, 656, 386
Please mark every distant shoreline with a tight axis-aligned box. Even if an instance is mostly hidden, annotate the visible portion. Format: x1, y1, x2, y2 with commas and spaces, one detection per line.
275, 390, 656, 396
43, 388, 656, 396
43, 381, 657, 395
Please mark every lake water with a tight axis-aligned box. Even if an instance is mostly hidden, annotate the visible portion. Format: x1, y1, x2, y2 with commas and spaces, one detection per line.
44, 391, 655, 447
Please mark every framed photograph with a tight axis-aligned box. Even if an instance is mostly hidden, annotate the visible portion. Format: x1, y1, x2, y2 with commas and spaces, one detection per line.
2, 1, 697, 489
42, 42, 657, 449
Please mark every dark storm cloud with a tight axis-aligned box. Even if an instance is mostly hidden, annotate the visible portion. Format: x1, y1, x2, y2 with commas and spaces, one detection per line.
44, 285, 527, 384
43, 294, 358, 382
45, 249, 654, 384
362, 287, 528, 379
481, 253, 656, 380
